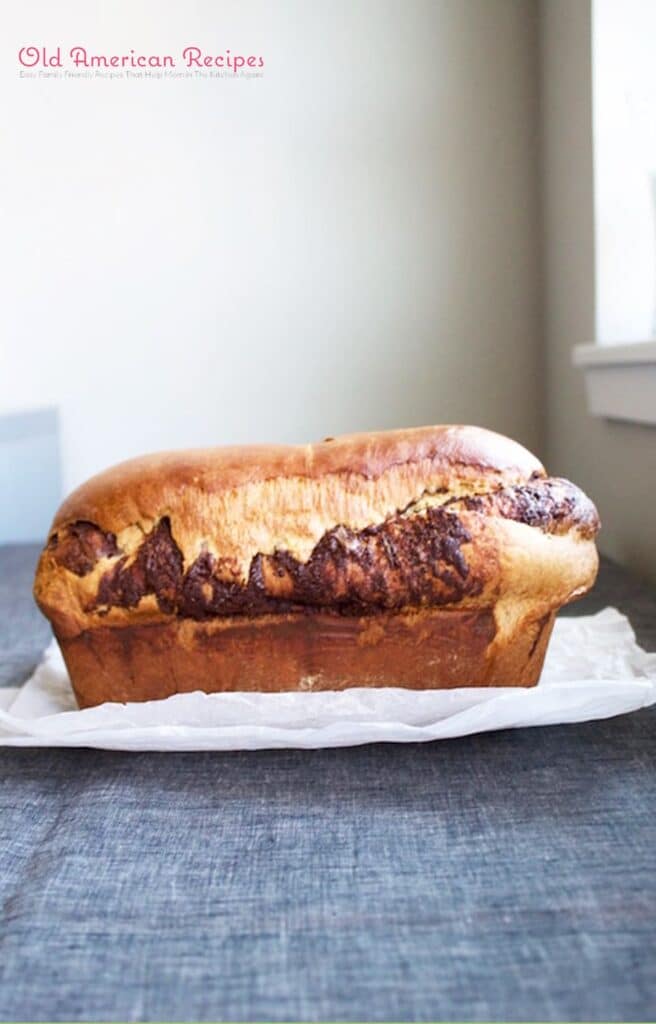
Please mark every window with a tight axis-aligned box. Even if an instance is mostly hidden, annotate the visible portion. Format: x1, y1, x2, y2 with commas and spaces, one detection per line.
573, 0, 656, 425
594, 0, 656, 344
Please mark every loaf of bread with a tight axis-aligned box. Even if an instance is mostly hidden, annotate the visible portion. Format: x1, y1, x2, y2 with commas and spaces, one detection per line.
34, 425, 599, 707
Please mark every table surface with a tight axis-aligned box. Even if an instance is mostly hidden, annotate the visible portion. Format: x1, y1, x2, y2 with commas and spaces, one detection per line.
1, 544, 655, 1023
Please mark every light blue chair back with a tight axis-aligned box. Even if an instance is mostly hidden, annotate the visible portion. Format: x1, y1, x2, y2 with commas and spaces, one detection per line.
0, 408, 61, 544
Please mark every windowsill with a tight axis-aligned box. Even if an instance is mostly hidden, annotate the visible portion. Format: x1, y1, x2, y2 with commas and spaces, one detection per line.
572, 341, 656, 426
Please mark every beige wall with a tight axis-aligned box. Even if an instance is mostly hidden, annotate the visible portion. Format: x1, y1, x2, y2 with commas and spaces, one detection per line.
10, 0, 652, 584
540, 0, 656, 585
1, 0, 543, 494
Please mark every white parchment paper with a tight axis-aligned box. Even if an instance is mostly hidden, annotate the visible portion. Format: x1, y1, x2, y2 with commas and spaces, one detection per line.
1, 608, 654, 750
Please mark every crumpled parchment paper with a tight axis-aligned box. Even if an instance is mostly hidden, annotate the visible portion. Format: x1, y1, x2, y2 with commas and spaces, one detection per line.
0, 608, 654, 750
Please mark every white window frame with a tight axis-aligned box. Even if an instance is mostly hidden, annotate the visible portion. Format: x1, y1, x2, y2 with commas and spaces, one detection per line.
573, 341, 656, 426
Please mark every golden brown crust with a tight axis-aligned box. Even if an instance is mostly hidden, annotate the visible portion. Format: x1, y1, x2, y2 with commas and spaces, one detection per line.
41, 426, 543, 599
33, 425, 600, 705
51, 424, 545, 531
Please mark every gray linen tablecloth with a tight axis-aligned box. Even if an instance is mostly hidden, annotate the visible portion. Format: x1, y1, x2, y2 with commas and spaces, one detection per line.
0, 545, 655, 1022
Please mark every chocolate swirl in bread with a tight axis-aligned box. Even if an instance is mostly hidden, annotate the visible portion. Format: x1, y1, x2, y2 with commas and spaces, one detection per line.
47, 477, 597, 620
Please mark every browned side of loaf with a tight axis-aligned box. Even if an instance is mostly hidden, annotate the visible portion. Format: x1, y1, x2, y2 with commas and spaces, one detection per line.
61, 606, 556, 708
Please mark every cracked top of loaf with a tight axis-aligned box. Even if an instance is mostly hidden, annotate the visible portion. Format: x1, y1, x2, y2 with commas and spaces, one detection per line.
34, 425, 600, 640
